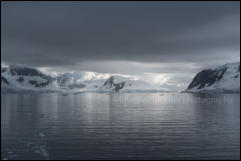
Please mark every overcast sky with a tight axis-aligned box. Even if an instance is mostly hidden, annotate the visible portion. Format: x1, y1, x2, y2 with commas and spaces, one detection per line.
1, 1, 240, 89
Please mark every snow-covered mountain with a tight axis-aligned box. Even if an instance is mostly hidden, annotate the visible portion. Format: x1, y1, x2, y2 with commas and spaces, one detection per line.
99, 76, 167, 92
2, 63, 239, 94
1, 65, 56, 92
1, 65, 168, 93
185, 62, 240, 93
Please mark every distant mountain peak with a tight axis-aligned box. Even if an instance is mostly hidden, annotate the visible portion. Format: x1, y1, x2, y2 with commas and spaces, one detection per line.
1, 66, 168, 93
185, 62, 240, 93
102, 76, 125, 92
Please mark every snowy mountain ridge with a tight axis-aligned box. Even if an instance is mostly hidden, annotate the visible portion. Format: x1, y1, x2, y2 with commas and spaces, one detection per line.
2, 62, 240, 93
185, 62, 240, 93
1, 65, 168, 93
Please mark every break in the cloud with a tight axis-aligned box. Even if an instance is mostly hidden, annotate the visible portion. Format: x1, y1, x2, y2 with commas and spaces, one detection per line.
1, 1, 240, 90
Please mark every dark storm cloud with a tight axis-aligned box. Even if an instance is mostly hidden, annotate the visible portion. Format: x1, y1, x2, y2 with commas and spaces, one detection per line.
1, 1, 240, 70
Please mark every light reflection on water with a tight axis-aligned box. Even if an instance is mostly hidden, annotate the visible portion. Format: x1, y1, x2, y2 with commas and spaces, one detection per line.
1, 93, 240, 160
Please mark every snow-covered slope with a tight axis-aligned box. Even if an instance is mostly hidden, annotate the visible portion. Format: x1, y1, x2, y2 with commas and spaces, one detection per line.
99, 76, 167, 92
1, 65, 168, 93
185, 62, 240, 93
1, 65, 57, 92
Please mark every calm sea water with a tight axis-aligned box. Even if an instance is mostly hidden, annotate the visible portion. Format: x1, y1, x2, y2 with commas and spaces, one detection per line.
1, 93, 240, 160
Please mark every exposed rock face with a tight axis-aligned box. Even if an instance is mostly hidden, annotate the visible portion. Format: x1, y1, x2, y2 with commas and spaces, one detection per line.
29, 80, 50, 88
187, 68, 227, 89
17, 77, 24, 83
114, 82, 125, 92
103, 76, 125, 92
103, 77, 114, 88
1, 76, 9, 85
1, 67, 7, 73
186, 62, 240, 93
2, 65, 53, 89
57, 76, 69, 87
9, 65, 44, 77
